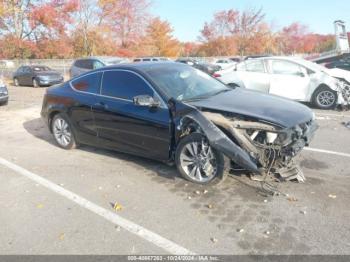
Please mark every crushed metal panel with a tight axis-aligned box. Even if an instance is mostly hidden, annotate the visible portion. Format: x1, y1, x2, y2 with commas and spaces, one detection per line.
178, 110, 261, 174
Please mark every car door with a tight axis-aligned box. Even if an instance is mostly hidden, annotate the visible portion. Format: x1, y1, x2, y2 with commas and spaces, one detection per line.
92, 69, 171, 160
268, 59, 311, 101
236, 60, 270, 93
69, 71, 103, 145
21, 66, 33, 85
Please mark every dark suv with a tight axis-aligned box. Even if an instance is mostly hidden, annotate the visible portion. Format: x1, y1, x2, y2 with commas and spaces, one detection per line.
70, 57, 128, 78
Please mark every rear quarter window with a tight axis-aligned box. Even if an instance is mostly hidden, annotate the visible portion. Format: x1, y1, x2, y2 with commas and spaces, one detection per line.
71, 72, 102, 94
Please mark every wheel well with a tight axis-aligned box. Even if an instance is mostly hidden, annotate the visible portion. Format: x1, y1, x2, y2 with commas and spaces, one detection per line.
48, 111, 60, 132
312, 84, 334, 98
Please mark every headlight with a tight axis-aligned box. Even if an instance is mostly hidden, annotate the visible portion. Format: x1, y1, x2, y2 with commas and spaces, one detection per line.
0, 86, 8, 95
266, 132, 278, 144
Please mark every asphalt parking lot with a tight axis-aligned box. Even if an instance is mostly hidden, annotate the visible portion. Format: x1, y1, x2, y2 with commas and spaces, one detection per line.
1, 85, 350, 255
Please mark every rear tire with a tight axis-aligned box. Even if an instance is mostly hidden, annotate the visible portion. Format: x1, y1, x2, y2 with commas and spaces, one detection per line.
312, 85, 337, 109
51, 114, 76, 150
175, 133, 227, 185
13, 78, 19, 86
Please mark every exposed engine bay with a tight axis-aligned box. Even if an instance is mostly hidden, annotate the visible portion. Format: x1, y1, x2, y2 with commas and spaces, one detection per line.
178, 110, 318, 183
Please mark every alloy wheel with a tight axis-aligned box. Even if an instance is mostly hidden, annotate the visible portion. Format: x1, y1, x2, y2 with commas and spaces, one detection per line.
33, 79, 39, 88
53, 117, 72, 147
317, 90, 335, 107
179, 140, 217, 183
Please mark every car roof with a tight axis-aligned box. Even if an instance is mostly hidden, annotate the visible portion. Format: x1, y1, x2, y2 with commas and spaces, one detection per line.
75, 56, 123, 61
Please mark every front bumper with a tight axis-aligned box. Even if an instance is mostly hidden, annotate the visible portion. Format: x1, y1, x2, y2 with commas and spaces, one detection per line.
0, 94, 8, 104
38, 79, 64, 86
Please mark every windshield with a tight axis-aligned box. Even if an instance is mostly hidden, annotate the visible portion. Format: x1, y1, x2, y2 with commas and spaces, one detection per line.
145, 65, 230, 101
33, 66, 51, 71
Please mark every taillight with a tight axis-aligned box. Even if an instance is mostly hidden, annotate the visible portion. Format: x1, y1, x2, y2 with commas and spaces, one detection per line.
213, 73, 221, 78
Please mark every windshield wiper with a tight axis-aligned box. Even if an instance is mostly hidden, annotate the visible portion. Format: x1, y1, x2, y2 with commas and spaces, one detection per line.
183, 89, 231, 102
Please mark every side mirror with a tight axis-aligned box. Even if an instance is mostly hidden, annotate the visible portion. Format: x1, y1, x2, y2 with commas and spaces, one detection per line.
133, 95, 160, 108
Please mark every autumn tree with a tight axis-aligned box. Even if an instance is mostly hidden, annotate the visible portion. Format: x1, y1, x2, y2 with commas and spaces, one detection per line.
141, 17, 180, 57
0, 0, 78, 58
100, 0, 151, 50
199, 8, 269, 56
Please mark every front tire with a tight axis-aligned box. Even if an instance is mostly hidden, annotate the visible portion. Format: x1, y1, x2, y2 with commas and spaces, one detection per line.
51, 114, 76, 150
33, 78, 40, 88
312, 86, 337, 109
175, 133, 227, 184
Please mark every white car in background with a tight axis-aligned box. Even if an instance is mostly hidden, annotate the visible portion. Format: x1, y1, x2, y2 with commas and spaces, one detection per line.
213, 59, 237, 70
215, 56, 350, 109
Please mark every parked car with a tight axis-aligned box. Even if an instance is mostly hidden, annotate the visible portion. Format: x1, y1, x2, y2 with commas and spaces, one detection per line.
0, 79, 8, 105
325, 57, 350, 71
194, 62, 221, 75
13, 65, 64, 88
213, 59, 236, 70
215, 56, 350, 109
41, 62, 317, 184
133, 57, 169, 62
176, 59, 220, 75
70, 57, 128, 78
175, 58, 199, 66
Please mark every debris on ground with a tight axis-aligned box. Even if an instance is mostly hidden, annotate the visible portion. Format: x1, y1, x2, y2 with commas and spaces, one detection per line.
113, 202, 123, 211
59, 233, 65, 241
237, 229, 244, 233
342, 121, 350, 129
287, 196, 298, 202
187, 196, 192, 200
263, 199, 268, 203
328, 194, 337, 199
194, 190, 201, 195
264, 231, 270, 235
203, 190, 208, 194
115, 226, 121, 232
98, 186, 103, 190
36, 203, 44, 209
206, 204, 213, 209
300, 210, 307, 215
249, 174, 264, 182
210, 237, 218, 243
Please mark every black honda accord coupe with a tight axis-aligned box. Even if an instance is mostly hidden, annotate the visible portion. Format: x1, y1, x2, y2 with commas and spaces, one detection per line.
41, 62, 318, 184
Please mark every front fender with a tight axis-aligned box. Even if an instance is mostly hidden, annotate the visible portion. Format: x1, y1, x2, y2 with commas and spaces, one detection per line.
173, 104, 260, 174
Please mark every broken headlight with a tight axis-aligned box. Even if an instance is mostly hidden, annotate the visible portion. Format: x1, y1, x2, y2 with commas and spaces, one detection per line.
247, 129, 290, 146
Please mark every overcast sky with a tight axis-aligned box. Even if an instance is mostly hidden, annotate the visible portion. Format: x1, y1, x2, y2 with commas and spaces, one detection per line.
152, 0, 350, 41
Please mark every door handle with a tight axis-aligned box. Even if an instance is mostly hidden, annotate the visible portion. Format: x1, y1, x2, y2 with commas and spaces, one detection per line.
94, 102, 108, 110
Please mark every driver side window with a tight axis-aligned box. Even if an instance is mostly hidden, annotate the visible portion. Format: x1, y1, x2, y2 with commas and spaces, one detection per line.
101, 70, 154, 100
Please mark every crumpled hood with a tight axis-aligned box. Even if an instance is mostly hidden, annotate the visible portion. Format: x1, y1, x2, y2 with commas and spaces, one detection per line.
187, 88, 314, 128
326, 68, 350, 82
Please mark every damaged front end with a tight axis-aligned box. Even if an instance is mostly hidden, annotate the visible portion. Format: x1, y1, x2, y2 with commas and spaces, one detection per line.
335, 79, 350, 107
176, 107, 318, 183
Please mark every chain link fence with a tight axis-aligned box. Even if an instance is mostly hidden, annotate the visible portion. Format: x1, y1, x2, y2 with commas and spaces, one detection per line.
0, 59, 75, 80
0, 56, 238, 82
